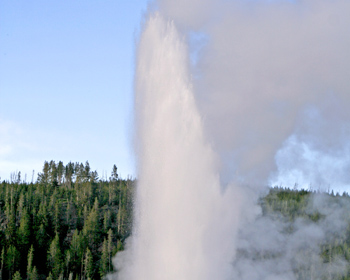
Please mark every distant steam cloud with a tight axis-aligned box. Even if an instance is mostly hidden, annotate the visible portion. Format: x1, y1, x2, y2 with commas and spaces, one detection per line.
183, 0, 350, 187
110, 0, 350, 279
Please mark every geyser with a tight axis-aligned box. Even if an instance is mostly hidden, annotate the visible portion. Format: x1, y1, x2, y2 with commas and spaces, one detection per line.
112, 13, 240, 280
110, 0, 350, 279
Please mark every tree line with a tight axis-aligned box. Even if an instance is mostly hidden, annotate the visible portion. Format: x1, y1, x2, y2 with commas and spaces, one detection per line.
0, 161, 133, 280
2, 161, 350, 279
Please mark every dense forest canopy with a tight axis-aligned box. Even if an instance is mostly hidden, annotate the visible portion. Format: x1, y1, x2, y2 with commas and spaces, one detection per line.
1, 161, 350, 279
0, 161, 133, 280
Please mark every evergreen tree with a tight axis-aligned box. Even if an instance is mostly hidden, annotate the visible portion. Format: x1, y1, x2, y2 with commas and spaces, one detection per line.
111, 165, 118, 181
38, 161, 50, 185
65, 250, 71, 278
90, 171, 99, 183
66, 201, 72, 227
57, 161, 64, 185
65, 162, 75, 188
30, 267, 38, 280
83, 204, 100, 251
49, 160, 58, 187
47, 234, 62, 278
12, 271, 21, 280
46, 272, 53, 280
107, 229, 114, 272
26, 245, 34, 278
6, 245, 20, 279
84, 248, 93, 280
99, 239, 109, 278
84, 161, 91, 182
103, 210, 111, 232
37, 200, 48, 227
70, 230, 85, 273
27, 245, 38, 280
5, 206, 16, 244
36, 223, 47, 249
16, 193, 25, 218
53, 202, 61, 234
17, 208, 31, 251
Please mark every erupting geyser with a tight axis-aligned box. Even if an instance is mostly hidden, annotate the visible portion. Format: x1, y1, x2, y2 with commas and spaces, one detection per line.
112, 13, 240, 280
110, 0, 350, 279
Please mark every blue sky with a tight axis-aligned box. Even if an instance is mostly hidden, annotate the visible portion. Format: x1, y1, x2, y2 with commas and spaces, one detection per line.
0, 0, 149, 181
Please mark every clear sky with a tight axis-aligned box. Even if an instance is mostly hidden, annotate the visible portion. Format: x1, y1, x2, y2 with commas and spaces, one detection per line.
0, 0, 149, 181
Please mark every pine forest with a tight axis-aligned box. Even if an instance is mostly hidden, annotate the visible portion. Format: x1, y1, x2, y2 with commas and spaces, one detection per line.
0, 161, 133, 280
1, 161, 350, 279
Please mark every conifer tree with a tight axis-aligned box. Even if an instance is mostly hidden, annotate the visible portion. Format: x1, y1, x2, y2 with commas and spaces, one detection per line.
70, 230, 85, 272
38, 161, 50, 185
103, 210, 111, 232
66, 201, 71, 226
6, 245, 20, 279
18, 208, 31, 251
36, 223, 47, 249
27, 245, 38, 280
84, 161, 91, 182
46, 272, 53, 280
16, 193, 25, 218
30, 267, 38, 280
5, 206, 16, 243
65, 162, 74, 188
53, 202, 61, 234
12, 271, 21, 280
111, 165, 118, 181
57, 161, 64, 185
84, 248, 93, 280
47, 234, 62, 278
107, 229, 114, 271
83, 204, 99, 251
90, 171, 99, 183
99, 238, 109, 278
27, 245, 34, 278
49, 160, 58, 187
93, 197, 99, 212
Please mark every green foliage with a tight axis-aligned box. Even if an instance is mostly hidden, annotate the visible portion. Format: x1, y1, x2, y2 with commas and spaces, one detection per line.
17, 208, 30, 251
47, 233, 62, 278
26, 245, 35, 280
6, 245, 20, 279
46, 272, 53, 280
99, 238, 109, 278
16, 161, 350, 279
11, 271, 21, 280
84, 248, 93, 280
0, 161, 133, 280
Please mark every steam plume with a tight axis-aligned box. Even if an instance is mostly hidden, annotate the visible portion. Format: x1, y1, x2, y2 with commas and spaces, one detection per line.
157, 0, 350, 187
112, 14, 240, 280
111, 0, 350, 279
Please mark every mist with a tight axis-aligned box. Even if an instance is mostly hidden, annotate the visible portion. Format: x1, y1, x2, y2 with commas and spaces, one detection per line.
111, 14, 241, 280
186, 0, 350, 187
109, 0, 350, 279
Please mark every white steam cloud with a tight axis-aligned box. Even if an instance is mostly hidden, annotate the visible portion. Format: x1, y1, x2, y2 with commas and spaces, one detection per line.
187, 0, 350, 187
110, 0, 350, 279
112, 14, 241, 280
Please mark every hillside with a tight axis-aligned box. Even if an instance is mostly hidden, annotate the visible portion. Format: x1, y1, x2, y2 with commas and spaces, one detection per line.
0, 161, 133, 280
1, 161, 350, 279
